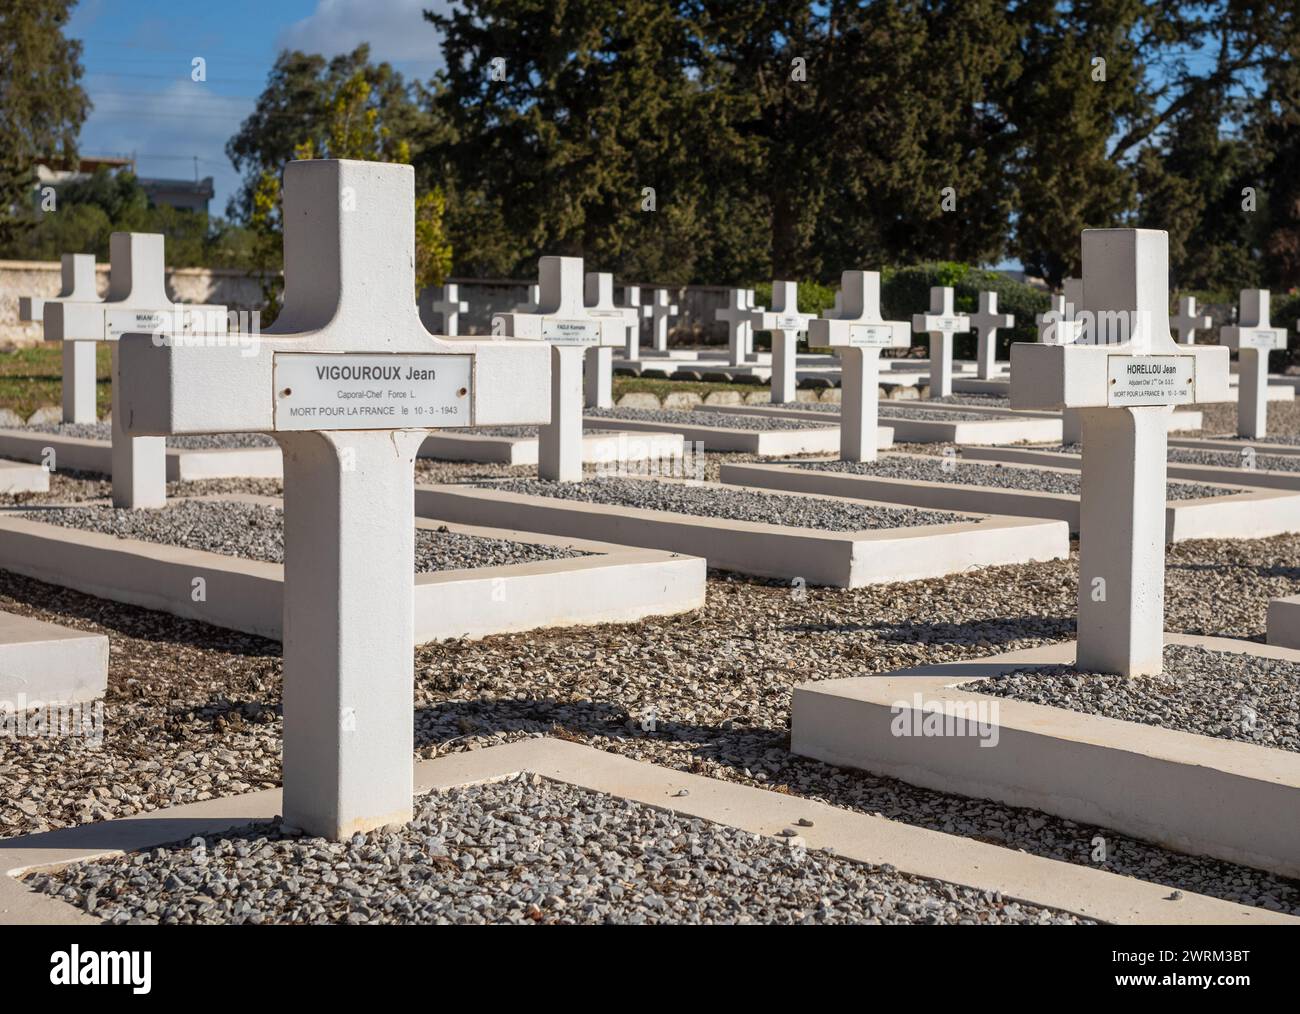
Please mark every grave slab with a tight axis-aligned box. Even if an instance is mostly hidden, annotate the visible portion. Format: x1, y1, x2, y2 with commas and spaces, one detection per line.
791, 633, 1300, 878
582, 406, 861, 456
963, 443, 1300, 493
0, 496, 703, 643
694, 402, 1063, 445
415, 475, 1068, 587
0, 610, 108, 706
720, 454, 1300, 540
3, 738, 1287, 926
0, 426, 281, 481
0, 458, 50, 493
417, 427, 685, 466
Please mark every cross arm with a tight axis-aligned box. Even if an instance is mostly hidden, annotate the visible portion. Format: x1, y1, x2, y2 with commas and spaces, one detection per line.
1010, 342, 1230, 410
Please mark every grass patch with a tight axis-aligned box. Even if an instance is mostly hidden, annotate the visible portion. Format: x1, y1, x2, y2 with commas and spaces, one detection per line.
0, 344, 111, 420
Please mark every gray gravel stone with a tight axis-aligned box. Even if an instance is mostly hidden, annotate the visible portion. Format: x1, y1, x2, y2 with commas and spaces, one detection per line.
24, 777, 1091, 925
21, 500, 590, 572
796, 457, 1238, 500
1167, 447, 1300, 473
588, 406, 833, 431
966, 644, 1300, 751
797, 401, 999, 422
481, 476, 968, 530
25, 422, 276, 451
460, 426, 601, 438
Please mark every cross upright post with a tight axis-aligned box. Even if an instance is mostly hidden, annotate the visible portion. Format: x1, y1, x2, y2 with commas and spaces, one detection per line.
647, 289, 678, 353
618, 284, 649, 360
808, 271, 910, 462
1012, 229, 1229, 676
1221, 289, 1287, 439
748, 281, 812, 403
45, 232, 228, 506
1171, 295, 1212, 345
912, 287, 970, 398
969, 290, 1014, 380
19, 253, 101, 422
418, 283, 468, 336
118, 159, 550, 839
715, 288, 753, 367
584, 272, 639, 408
493, 256, 623, 481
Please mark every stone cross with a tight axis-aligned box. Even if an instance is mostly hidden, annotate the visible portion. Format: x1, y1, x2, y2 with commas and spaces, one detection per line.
744, 288, 764, 360
716, 288, 753, 367
911, 286, 970, 398
808, 271, 909, 462
1221, 289, 1287, 439
1063, 277, 1083, 318
417, 283, 468, 336
648, 289, 678, 353
748, 281, 812, 403
513, 284, 541, 313
19, 254, 101, 422
1171, 295, 1211, 345
493, 256, 622, 481
118, 159, 549, 840
1011, 228, 1228, 676
583, 272, 639, 408
618, 284, 649, 360
44, 232, 228, 507
1036, 295, 1082, 346
969, 290, 1014, 380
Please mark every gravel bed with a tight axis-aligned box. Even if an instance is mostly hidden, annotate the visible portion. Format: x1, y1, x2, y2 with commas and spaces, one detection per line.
933, 394, 1013, 408
966, 644, 1300, 752
461, 426, 601, 438
20, 500, 590, 572
24, 776, 1087, 925
795, 402, 999, 422
480, 476, 968, 530
25, 422, 276, 451
1167, 447, 1300, 473
795, 457, 1238, 500
587, 406, 833, 431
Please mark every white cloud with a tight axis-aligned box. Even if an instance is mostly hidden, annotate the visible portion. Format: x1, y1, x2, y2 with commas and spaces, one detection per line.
276, 0, 452, 73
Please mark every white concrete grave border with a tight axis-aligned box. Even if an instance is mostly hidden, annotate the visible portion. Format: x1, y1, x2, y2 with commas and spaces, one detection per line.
720, 454, 1300, 541
2, 737, 1288, 926
418, 428, 686, 467
0, 426, 281, 481
963, 443, 1300, 494
43, 232, 230, 508
792, 633, 1300, 879
415, 475, 1069, 587
0, 494, 704, 642
693, 402, 1063, 445
582, 408, 865, 456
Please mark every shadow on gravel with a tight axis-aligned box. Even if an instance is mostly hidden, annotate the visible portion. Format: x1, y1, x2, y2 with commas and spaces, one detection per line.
783, 616, 1076, 647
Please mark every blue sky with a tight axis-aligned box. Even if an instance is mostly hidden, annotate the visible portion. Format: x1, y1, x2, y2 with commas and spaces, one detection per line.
67, 0, 452, 216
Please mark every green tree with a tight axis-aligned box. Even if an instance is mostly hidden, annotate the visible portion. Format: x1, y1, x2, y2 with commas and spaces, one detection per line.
0, 0, 91, 248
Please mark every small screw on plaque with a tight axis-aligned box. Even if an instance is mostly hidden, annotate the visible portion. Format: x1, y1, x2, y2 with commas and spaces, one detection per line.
281, 388, 292, 397
457, 387, 468, 397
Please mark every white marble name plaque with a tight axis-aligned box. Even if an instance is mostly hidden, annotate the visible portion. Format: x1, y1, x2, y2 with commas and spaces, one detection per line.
1106, 355, 1195, 406
541, 319, 602, 344
104, 307, 229, 339
847, 324, 898, 347
774, 315, 805, 331
1239, 328, 1287, 350
273, 353, 473, 431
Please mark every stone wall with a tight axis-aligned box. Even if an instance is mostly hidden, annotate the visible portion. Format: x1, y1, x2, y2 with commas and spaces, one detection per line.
0, 259, 734, 348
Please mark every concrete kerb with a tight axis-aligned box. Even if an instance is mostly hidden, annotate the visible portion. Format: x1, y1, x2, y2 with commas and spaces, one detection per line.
1170, 434, 1300, 459
0, 494, 705, 642
963, 444, 1300, 494
581, 413, 863, 456
415, 476, 1069, 587
692, 402, 1063, 445
719, 455, 1300, 541
418, 429, 686, 467
0, 459, 49, 494
791, 632, 1300, 880
0, 737, 1290, 925
0, 427, 282, 481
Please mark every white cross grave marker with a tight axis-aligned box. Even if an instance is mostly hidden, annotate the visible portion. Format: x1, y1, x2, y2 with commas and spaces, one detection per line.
748, 281, 812, 403
716, 287, 754, 367
1171, 295, 1212, 345
1036, 294, 1083, 346
417, 283, 468, 336
1012, 228, 1229, 676
513, 284, 541, 313
44, 232, 228, 507
808, 271, 909, 462
969, 290, 1014, 380
1221, 289, 1287, 439
647, 289, 678, 353
619, 284, 650, 360
911, 286, 970, 399
584, 272, 639, 408
19, 253, 102, 423
493, 256, 622, 481
117, 159, 550, 839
